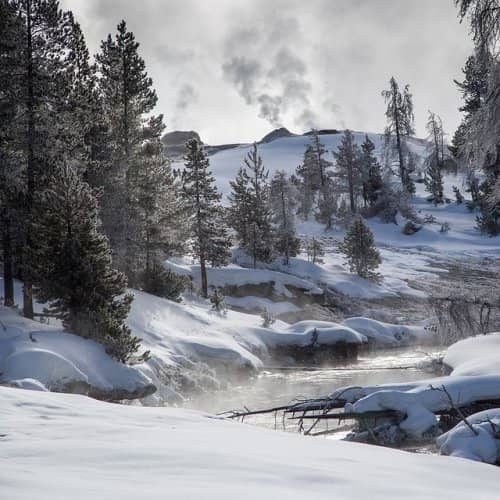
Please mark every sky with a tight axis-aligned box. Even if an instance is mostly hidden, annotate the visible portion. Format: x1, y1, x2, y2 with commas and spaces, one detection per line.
60, 0, 474, 145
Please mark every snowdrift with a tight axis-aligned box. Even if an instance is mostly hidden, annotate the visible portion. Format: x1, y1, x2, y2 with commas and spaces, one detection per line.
2, 385, 500, 500
0, 306, 154, 400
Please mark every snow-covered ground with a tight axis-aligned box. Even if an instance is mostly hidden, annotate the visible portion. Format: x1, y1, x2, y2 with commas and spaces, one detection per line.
197, 132, 500, 310
2, 385, 500, 500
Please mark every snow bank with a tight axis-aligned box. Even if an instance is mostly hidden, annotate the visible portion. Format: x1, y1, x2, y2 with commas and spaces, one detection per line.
0, 306, 154, 399
2, 386, 500, 500
342, 317, 430, 346
437, 408, 500, 463
444, 332, 500, 375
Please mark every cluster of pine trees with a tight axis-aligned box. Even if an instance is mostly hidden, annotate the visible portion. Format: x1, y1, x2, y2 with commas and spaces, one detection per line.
0, 1, 188, 362
451, 0, 500, 235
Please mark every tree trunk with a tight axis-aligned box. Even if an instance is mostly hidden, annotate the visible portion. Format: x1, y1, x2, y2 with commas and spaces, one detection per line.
2, 214, 14, 307
200, 253, 208, 298
23, 0, 34, 319
348, 164, 356, 214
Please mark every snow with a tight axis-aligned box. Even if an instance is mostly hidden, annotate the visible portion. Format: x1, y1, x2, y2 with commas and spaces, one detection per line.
343, 317, 430, 346
437, 408, 500, 463
444, 332, 500, 376
345, 374, 500, 438
0, 306, 152, 397
2, 385, 500, 500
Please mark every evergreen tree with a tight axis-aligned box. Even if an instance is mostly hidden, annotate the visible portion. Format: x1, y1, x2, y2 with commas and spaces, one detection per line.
295, 145, 317, 219
0, 0, 23, 307
96, 20, 158, 276
30, 164, 140, 363
182, 139, 230, 297
270, 170, 300, 264
424, 111, 445, 204
333, 130, 363, 214
8, 0, 73, 318
382, 77, 415, 193
130, 115, 187, 286
228, 167, 251, 248
229, 143, 274, 267
340, 217, 381, 279
360, 135, 383, 209
316, 177, 337, 230
309, 129, 332, 188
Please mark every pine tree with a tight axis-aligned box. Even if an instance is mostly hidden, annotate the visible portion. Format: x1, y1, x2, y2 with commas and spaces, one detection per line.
333, 130, 363, 214
0, 0, 23, 307
316, 178, 337, 230
8, 0, 73, 318
382, 77, 415, 193
229, 143, 274, 267
340, 217, 381, 279
295, 145, 317, 219
309, 129, 332, 189
133, 115, 187, 287
29, 164, 140, 363
96, 20, 158, 276
182, 139, 230, 297
228, 167, 251, 248
360, 135, 383, 209
424, 111, 445, 204
270, 170, 300, 264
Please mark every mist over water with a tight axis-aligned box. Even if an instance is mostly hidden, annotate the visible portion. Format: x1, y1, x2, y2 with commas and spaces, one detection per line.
184, 346, 444, 431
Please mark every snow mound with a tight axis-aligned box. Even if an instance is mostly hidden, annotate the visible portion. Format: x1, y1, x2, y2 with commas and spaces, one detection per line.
342, 317, 429, 346
284, 320, 367, 345
0, 306, 154, 400
444, 332, 500, 375
437, 408, 500, 463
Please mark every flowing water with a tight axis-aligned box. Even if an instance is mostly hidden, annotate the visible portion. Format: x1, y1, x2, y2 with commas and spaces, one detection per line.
184, 346, 444, 436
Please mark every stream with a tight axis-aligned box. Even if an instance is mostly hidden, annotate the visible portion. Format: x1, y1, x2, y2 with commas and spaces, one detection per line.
184, 346, 444, 437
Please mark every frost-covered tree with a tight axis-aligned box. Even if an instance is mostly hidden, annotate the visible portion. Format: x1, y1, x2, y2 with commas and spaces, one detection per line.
182, 139, 230, 297
340, 217, 381, 279
382, 77, 415, 193
306, 237, 324, 264
424, 111, 445, 204
29, 164, 140, 363
228, 167, 251, 248
270, 170, 300, 264
295, 145, 317, 219
133, 115, 187, 287
455, 0, 500, 51
96, 20, 158, 276
333, 130, 363, 214
316, 178, 337, 230
309, 129, 332, 189
229, 143, 274, 267
359, 135, 383, 209
452, 1, 499, 234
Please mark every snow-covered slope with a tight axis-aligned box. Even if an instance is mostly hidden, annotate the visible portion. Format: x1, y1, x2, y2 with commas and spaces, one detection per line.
203, 131, 425, 200
2, 385, 499, 500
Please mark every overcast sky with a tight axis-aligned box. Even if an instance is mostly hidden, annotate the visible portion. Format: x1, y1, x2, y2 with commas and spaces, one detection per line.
60, 0, 473, 144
